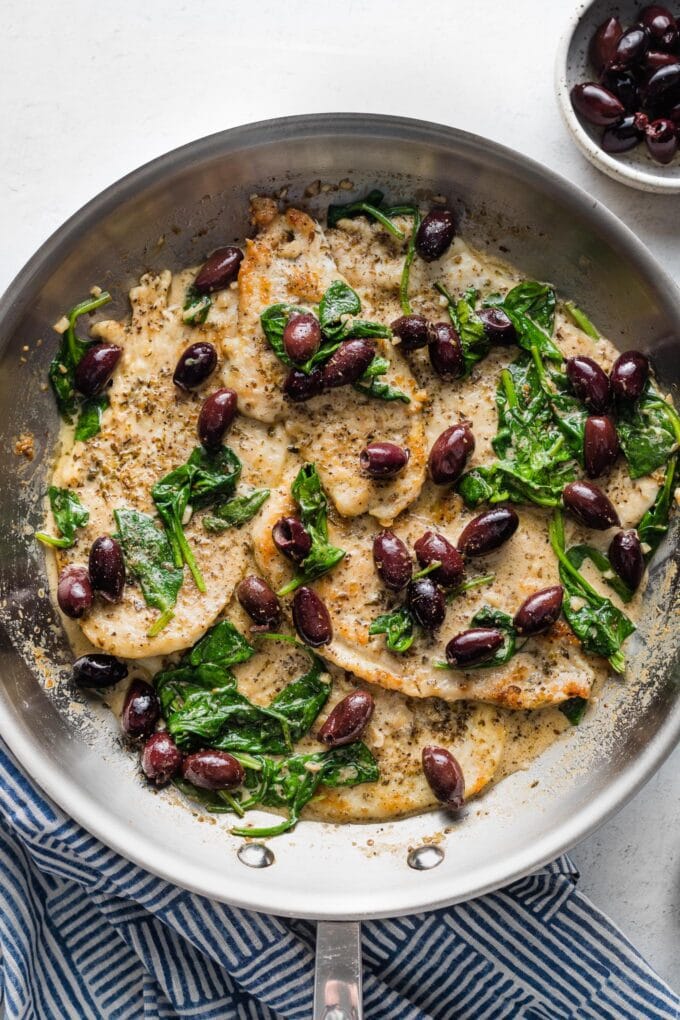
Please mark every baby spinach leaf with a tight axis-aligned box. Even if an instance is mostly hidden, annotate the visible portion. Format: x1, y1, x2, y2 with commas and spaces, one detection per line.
637, 456, 676, 557
369, 607, 415, 653
353, 354, 410, 403
278, 464, 346, 596
35, 487, 89, 549
560, 696, 588, 726
327, 189, 405, 240
48, 291, 113, 438
458, 353, 577, 509
567, 544, 634, 604
203, 488, 270, 532
183, 284, 212, 325
564, 301, 599, 340
436, 283, 490, 375
152, 445, 242, 592
228, 741, 380, 838
549, 510, 635, 673
467, 605, 517, 666
318, 281, 361, 337
155, 619, 255, 711
260, 302, 307, 368
113, 508, 183, 637
260, 286, 390, 377
188, 619, 255, 671
616, 385, 680, 479
398, 206, 420, 315
503, 281, 556, 334
74, 395, 109, 442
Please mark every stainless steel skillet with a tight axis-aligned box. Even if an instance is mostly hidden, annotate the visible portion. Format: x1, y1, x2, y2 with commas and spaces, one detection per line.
0, 114, 678, 1018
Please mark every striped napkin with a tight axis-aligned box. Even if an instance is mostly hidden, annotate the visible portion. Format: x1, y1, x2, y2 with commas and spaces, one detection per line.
0, 743, 676, 1020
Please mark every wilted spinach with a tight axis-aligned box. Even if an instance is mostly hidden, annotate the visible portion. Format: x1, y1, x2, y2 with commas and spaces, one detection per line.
260, 281, 390, 377
158, 633, 331, 756
566, 543, 634, 604
277, 464, 346, 596
369, 606, 415, 653
637, 456, 677, 557
203, 489, 270, 532
353, 354, 410, 403
183, 284, 212, 325
48, 291, 113, 440
549, 510, 635, 673
560, 696, 588, 726
458, 352, 577, 509
152, 445, 242, 591
176, 741, 379, 838
113, 508, 184, 637
564, 301, 599, 340
616, 384, 680, 479
35, 487, 89, 549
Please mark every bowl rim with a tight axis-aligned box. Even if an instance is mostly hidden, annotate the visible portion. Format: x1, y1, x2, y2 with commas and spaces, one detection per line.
2, 112, 680, 919
555, 0, 680, 194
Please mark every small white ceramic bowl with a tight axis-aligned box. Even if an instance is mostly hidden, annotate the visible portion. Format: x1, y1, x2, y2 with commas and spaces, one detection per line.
556, 0, 680, 192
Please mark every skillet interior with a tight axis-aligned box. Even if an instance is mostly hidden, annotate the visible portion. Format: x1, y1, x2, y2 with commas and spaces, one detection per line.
0, 113, 678, 920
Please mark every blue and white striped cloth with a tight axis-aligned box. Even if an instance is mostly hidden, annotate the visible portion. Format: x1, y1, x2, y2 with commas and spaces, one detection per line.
0, 742, 677, 1020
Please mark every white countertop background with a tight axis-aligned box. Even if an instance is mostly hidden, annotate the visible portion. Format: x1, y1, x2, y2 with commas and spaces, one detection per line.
2, 0, 679, 992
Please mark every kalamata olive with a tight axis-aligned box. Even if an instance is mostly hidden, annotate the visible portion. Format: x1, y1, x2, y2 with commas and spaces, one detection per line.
198, 388, 238, 449
283, 313, 321, 364
562, 480, 620, 530
74, 343, 122, 397
194, 246, 244, 293
670, 101, 680, 127
428, 322, 464, 378
601, 114, 645, 153
406, 577, 446, 630
445, 628, 504, 667
182, 750, 245, 791
121, 679, 161, 740
421, 746, 465, 808
415, 208, 456, 262
570, 82, 625, 126
88, 536, 125, 603
644, 49, 679, 70
292, 586, 333, 646
57, 565, 93, 619
391, 314, 434, 351
237, 575, 281, 628
283, 367, 324, 402
513, 586, 564, 636
660, 26, 679, 49
565, 355, 610, 413
360, 442, 410, 479
322, 339, 375, 388
428, 422, 475, 484
413, 531, 465, 589
600, 69, 640, 111
141, 732, 183, 785
272, 516, 312, 564
584, 416, 620, 478
640, 5, 677, 43
590, 16, 623, 71
173, 342, 217, 391
318, 690, 375, 747
610, 350, 650, 401
610, 26, 649, 68
477, 307, 517, 345
457, 507, 519, 557
373, 529, 413, 591
72, 653, 128, 688
643, 62, 680, 101
645, 117, 678, 163
609, 530, 645, 591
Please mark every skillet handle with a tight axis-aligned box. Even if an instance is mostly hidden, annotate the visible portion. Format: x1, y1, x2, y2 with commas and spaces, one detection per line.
313, 920, 363, 1019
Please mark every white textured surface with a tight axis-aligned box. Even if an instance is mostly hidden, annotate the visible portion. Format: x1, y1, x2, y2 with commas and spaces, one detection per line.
1, 0, 678, 992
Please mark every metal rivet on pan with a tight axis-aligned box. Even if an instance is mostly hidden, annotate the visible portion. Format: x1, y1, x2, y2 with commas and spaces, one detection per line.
407, 845, 444, 871
237, 843, 275, 868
